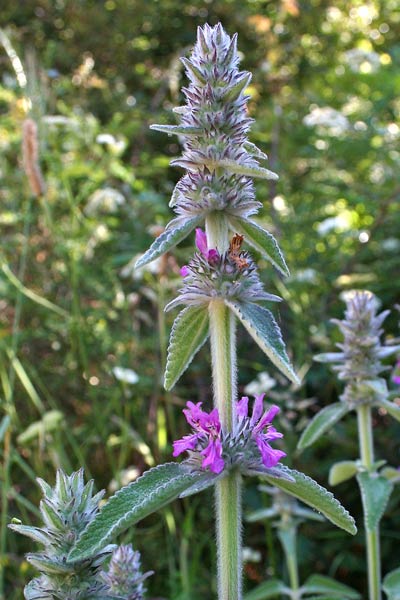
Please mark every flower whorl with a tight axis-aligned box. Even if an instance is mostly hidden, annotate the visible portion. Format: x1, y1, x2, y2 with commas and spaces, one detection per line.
316, 291, 399, 406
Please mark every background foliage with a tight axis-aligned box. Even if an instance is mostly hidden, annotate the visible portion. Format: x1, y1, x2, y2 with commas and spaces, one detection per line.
0, 1, 399, 598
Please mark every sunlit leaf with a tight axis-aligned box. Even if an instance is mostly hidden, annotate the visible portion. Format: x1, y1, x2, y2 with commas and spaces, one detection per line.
298, 403, 349, 450
227, 301, 299, 384
228, 216, 289, 276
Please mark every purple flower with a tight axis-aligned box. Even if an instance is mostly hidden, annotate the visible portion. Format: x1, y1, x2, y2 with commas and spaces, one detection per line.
173, 395, 285, 474
236, 394, 286, 469
392, 361, 400, 385
181, 228, 220, 278
173, 401, 224, 473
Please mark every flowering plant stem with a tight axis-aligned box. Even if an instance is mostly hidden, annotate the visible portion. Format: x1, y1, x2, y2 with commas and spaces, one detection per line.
209, 284, 242, 596
357, 404, 381, 600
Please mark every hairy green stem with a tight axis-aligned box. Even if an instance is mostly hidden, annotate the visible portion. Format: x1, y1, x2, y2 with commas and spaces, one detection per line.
205, 212, 229, 253
278, 526, 300, 599
357, 403, 381, 600
209, 293, 242, 599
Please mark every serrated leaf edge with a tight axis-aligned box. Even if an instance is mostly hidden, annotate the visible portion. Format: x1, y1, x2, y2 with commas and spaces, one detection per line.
68, 463, 197, 562
228, 216, 289, 277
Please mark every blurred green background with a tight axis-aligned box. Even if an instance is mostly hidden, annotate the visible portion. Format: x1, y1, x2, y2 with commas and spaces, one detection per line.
0, 1, 399, 598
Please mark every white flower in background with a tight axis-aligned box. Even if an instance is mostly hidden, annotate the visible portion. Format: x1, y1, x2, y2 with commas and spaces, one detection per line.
121, 254, 163, 280
303, 106, 349, 134
85, 187, 125, 216
84, 223, 110, 259
369, 163, 387, 184
384, 123, 400, 141
108, 466, 140, 493
381, 238, 400, 252
96, 133, 126, 155
112, 366, 139, 384
289, 268, 318, 283
244, 371, 276, 396
242, 547, 262, 563
344, 48, 380, 73
317, 211, 353, 236
43, 115, 76, 126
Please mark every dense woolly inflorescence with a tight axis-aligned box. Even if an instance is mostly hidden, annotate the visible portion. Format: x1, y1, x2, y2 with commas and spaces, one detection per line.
137, 23, 280, 271
101, 545, 153, 600
316, 291, 399, 406
166, 229, 281, 311
156, 23, 276, 217
9, 470, 149, 600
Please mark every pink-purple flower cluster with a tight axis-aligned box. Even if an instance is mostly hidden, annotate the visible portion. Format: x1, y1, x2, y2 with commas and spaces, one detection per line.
167, 228, 281, 312
173, 401, 224, 473
173, 394, 286, 474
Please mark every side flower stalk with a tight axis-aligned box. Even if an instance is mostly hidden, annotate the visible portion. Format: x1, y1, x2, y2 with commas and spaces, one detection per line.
300, 290, 400, 600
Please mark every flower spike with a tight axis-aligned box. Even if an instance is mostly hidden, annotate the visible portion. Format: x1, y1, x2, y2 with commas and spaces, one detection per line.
136, 23, 287, 274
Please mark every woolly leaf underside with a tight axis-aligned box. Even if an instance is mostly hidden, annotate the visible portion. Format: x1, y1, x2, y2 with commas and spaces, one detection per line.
164, 305, 209, 390
357, 471, 393, 531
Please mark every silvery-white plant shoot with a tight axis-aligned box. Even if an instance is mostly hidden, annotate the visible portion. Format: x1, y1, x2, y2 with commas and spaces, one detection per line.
299, 290, 400, 600
9, 469, 151, 599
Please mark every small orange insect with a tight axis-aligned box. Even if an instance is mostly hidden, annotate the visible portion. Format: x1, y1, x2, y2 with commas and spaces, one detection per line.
228, 233, 249, 270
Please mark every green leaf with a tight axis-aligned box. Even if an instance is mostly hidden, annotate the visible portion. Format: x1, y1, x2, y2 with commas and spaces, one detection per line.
180, 57, 207, 84
298, 403, 349, 450
220, 71, 252, 102
164, 306, 209, 390
260, 465, 357, 535
228, 216, 289, 277
301, 574, 361, 598
245, 507, 278, 522
244, 579, 289, 600
375, 398, 400, 423
357, 471, 393, 531
17, 410, 64, 445
68, 463, 202, 562
211, 158, 279, 180
8, 524, 53, 546
226, 301, 299, 384
329, 461, 358, 486
135, 216, 202, 269
0, 415, 11, 443
27, 555, 74, 575
381, 466, 400, 483
383, 568, 400, 600
150, 124, 202, 136
244, 141, 268, 161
